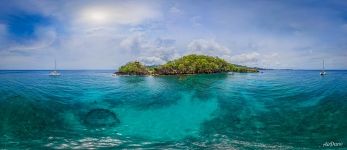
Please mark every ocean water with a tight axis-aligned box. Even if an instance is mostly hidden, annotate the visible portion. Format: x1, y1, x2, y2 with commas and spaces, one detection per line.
0, 70, 346, 149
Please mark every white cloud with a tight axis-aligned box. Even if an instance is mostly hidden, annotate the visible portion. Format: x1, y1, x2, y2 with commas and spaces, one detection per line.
120, 33, 179, 65
185, 39, 281, 68
226, 52, 280, 68
120, 33, 145, 52
55, 28, 130, 69
229, 52, 260, 64
187, 39, 230, 56
120, 37, 281, 68
138, 56, 166, 66
169, 6, 183, 15
7, 27, 57, 52
190, 16, 202, 27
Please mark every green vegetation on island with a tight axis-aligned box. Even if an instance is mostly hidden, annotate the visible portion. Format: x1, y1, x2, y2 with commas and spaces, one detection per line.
115, 54, 258, 75
116, 61, 150, 75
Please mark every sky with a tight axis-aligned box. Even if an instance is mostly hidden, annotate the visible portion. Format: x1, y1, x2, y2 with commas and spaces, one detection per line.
0, 0, 346, 70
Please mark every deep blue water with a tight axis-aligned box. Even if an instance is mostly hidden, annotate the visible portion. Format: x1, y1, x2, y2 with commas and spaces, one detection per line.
0, 70, 346, 149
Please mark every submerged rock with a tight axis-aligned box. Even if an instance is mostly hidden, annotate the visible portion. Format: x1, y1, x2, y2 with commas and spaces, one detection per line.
83, 109, 120, 128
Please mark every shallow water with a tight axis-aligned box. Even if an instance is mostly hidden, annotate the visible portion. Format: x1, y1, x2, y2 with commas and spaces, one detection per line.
0, 70, 346, 149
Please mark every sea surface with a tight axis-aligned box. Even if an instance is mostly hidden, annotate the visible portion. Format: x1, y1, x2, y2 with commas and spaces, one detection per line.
0, 70, 346, 149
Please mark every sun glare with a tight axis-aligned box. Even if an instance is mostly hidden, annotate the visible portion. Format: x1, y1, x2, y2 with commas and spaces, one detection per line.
90, 11, 107, 22
82, 8, 110, 24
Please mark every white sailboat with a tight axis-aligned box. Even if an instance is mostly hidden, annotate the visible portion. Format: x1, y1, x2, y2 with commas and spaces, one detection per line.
320, 59, 326, 75
49, 60, 61, 76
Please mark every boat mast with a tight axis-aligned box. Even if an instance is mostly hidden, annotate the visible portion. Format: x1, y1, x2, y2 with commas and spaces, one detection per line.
55, 59, 57, 71
323, 59, 325, 72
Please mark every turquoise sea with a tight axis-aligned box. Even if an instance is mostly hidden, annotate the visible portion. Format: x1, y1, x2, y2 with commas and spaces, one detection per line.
0, 70, 346, 149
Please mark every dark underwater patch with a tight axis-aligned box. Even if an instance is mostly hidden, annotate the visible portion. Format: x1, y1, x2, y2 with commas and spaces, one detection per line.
0, 95, 64, 139
83, 109, 120, 128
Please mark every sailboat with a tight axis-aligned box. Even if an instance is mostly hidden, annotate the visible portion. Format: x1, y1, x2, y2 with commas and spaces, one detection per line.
320, 59, 326, 75
49, 60, 61, 76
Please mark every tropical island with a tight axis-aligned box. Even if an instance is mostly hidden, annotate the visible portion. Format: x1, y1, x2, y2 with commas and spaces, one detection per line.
115, 54, 258, 75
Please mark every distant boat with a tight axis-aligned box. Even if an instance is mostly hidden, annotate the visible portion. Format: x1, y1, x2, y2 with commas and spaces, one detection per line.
320, 59, 326, 76
49, 60, 61, 76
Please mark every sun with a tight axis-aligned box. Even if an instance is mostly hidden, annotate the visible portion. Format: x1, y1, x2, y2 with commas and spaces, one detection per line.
81, 8, 110, 24
89, 11, 108, 22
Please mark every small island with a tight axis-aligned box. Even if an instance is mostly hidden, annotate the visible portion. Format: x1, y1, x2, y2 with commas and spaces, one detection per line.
115, 54, 258, 75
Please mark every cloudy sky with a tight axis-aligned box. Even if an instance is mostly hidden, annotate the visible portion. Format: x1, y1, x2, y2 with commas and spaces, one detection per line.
0, 0, 346, 70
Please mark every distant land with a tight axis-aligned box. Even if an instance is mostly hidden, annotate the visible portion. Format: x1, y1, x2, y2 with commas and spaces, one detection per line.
115, 54, 258, 75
